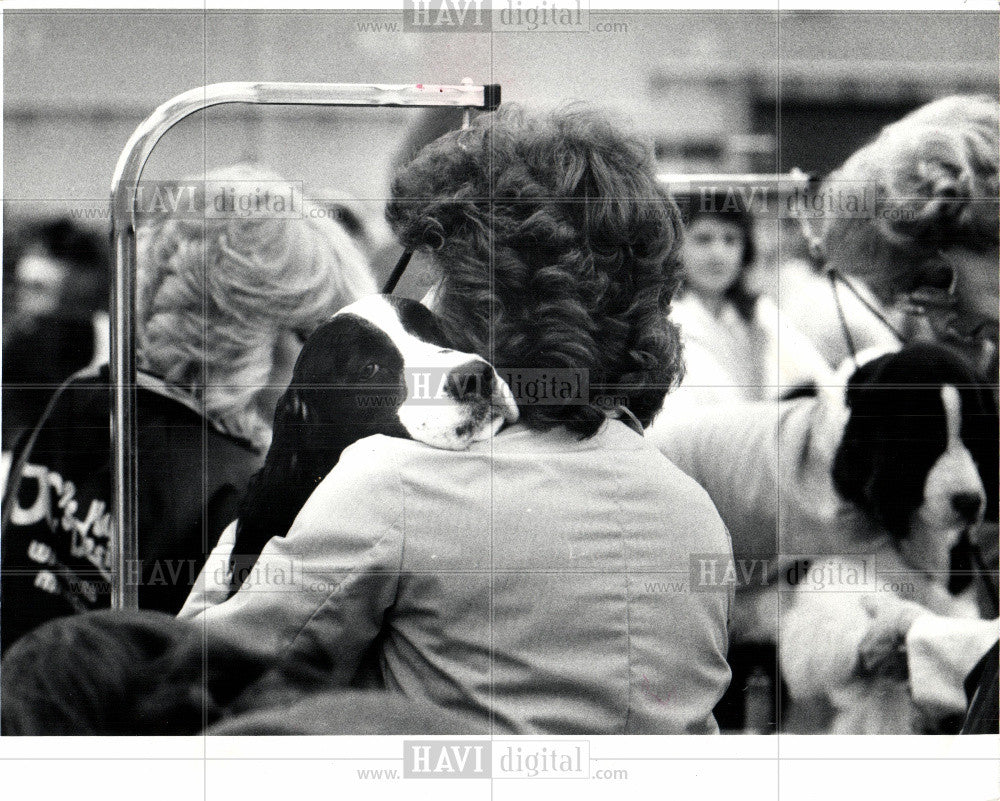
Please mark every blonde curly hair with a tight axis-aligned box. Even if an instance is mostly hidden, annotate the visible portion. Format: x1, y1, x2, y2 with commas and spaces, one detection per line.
136, 164, 375, 451
818, 94, 999, 304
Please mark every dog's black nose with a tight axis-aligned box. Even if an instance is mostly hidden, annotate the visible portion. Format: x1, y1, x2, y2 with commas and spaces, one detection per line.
951, 492, 984, 522
445, 361, 493, 402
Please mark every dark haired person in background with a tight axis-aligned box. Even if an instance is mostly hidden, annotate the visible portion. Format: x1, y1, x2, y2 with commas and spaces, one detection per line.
2, 218, 110, 456
655, 190, 831, 416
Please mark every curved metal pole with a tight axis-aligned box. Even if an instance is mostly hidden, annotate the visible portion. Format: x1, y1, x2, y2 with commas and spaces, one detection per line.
108, 81, 501, 610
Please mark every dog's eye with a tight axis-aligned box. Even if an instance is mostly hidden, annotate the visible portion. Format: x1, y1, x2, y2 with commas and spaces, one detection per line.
359, 362, 380, 380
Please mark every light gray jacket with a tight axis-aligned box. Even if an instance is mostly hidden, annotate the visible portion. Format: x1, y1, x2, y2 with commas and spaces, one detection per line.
181, 420, 732, 734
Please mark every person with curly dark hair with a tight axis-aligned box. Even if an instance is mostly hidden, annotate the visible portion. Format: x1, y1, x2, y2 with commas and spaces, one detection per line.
387, 104, 686, 435
189, 105, 733, 734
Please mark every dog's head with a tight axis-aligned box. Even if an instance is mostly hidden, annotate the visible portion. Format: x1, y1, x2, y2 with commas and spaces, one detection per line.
230, 295, 519, 594
831, 344, 998, 588
277, 294, 519, 456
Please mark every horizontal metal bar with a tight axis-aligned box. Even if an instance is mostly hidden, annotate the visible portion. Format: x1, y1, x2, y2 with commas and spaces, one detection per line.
171, 81, 500, 111
658, 168, 813, 194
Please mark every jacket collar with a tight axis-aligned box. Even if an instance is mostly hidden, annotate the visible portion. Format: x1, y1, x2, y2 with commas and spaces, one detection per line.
135, 370, 256, 448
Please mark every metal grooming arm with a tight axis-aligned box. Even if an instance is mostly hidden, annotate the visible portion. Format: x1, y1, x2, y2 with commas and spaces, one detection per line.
108, 81, 501, 610
657, 168, 813, 195
659, 168, 818, 251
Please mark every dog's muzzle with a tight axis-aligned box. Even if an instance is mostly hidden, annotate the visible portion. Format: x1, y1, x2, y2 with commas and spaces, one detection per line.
397, 354, 519, 450
444, 360, 495, 404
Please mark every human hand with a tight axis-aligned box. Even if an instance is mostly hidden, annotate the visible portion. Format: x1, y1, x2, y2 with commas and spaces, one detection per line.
855, 597, 923, 680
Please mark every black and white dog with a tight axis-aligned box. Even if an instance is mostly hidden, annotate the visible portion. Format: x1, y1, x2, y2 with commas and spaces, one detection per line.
651, 343, 998, 732
227, 294, 519, 595
829, 346, 996, 601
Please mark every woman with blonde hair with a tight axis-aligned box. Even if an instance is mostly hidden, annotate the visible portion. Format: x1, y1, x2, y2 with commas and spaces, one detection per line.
806, 95, 999, 733
816, 94, 999, 374
135, 165, 375, 451
1, 164, 374, 651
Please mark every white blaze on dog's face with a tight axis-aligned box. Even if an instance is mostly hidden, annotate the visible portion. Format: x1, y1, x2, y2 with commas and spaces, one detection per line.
903, 384, 986, 581
832, 346, 994, 590
334, 296, 519, 450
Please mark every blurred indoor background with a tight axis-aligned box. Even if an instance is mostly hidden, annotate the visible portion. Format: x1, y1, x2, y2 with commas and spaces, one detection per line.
5, 10, 997, 219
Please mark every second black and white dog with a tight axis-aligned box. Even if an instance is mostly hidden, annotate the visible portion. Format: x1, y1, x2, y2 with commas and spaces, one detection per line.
650, 343, 998, 732
227, 294, 519, 595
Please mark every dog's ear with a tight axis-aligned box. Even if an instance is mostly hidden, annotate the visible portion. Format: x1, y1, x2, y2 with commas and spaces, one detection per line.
832, 352, 899, 510
230, 387, 317, 596
269, 388, 314, 467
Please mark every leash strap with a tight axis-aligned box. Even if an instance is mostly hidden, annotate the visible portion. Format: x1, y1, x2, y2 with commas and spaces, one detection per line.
826, 268, 907, 367
792, 187, 905, 364
610, 405, 644, 436
828, 270, 861, 368
382, 249, 413, 294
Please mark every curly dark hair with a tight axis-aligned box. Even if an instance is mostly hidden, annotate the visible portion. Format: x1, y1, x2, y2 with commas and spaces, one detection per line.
386, 104, 684, 438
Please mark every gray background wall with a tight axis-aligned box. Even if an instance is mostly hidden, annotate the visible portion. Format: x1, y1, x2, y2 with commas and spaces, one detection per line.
5, 10, 997, 227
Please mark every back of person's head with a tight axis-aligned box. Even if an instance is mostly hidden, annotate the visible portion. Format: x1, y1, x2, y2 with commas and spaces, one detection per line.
673, 188, 759, 320
135, 163, 376, 450
0, 609, 329, 735
25, 217, 109, 273
817, 94, 999, 303
386, 104, 684, 437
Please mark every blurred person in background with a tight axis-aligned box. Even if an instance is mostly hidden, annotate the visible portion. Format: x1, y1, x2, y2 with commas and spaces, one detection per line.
1, 609, 305, 735
2, 218, 110, 456
654, 189, 831, 417
750, 213, 902, 371
814, 94, 999, 734
817, 94, 998, 379
0, 610, 472, 737
1, 609, 473, 735
0, 164, 375, 653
